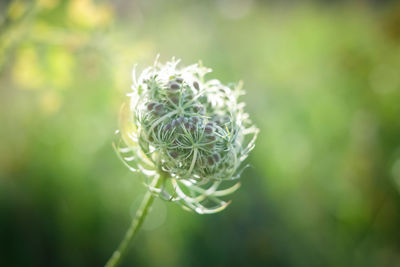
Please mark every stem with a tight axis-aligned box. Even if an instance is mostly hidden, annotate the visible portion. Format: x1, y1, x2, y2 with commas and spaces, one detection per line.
105, 175, 163, 267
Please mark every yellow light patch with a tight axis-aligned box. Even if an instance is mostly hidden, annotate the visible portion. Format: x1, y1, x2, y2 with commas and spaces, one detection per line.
12, 46, 44, 89
37, 0, 59, 9
7, 0, 26, 20
68, 0, 113, 28
46, 47, 74, 88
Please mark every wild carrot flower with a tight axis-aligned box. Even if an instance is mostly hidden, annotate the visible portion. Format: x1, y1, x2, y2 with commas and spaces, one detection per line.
106, 57, 258, 267
115, 57, 258, 214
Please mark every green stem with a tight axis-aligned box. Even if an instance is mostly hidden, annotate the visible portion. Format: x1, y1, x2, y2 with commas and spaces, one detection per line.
105, 176, 163, 267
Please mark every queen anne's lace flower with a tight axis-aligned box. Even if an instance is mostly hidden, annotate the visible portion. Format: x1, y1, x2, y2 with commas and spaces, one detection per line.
115, 57, 258, 214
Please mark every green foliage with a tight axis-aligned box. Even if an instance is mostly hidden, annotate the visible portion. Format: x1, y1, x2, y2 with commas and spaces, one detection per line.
1, 0, 400, 266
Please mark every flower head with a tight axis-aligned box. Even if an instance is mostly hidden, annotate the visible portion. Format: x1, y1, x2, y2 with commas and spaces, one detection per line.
115, 57, 258, 214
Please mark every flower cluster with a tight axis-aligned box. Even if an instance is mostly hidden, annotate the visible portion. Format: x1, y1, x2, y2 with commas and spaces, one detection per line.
115, 57, 258, 214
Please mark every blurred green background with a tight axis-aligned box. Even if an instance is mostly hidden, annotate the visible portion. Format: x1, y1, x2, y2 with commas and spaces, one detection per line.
1, 0, 400, 266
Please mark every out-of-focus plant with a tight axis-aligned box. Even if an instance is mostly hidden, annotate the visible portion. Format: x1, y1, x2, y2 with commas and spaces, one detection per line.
105, 57, 258, 267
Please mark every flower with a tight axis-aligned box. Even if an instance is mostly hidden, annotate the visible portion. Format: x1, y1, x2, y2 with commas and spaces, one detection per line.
115, 57, 258, 214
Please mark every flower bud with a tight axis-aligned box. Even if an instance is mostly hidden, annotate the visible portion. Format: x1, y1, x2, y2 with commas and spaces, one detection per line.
169, 150, 179, 159
169, 82, 180, 90
189, 124, 196, 133
184, 122, 190, 129
191, 117, 199, 124
171, 119, 179, 128
170, 96, 179, 105
213, 153, 220, 163
207, 156, 215, 166
118, 58, 258, 214
147, 102, 156, 111
204, 126, 213, 134
165, 123, 172, 131
153, 103, 164, 115
193, 105, 204, 114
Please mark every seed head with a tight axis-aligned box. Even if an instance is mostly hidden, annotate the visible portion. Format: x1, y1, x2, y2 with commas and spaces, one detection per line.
115, 57, 258, 214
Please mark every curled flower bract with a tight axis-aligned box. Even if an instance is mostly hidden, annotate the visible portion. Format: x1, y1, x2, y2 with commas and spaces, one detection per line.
115, 57, 258, 214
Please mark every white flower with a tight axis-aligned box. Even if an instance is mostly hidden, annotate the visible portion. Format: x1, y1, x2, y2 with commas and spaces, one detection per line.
115, 57, 258, 214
